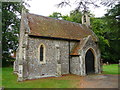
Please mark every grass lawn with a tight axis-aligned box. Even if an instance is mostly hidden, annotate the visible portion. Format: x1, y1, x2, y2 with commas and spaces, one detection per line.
102, 64, 120, 74
0, 68, 2, 88
1, 67, 79, 88
1, 64, 119, 88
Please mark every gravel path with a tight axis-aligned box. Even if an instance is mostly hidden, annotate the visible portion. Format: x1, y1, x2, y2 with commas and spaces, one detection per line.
79, 74, 119, 88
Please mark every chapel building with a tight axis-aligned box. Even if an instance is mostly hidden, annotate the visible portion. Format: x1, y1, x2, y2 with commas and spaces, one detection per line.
14, 10, 101, 81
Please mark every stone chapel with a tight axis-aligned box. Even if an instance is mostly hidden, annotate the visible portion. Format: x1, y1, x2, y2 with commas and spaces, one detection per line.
14, 10, 101, 81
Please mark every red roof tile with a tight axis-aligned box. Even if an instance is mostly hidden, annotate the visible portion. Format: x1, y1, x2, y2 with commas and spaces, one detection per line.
27, 13, 98, 41
70, 35, 92, 55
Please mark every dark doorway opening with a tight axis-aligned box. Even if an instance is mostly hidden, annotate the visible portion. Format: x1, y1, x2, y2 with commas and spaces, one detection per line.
85, 49, 95, 74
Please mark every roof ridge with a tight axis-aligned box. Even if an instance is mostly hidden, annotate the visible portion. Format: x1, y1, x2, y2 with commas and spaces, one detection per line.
27, 13, 82, 26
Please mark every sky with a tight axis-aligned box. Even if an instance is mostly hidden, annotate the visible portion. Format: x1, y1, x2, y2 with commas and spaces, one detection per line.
26, 0, 108, 17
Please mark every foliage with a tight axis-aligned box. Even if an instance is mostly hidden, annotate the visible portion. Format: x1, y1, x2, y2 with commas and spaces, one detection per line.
104, 2, 120, 40
90, 18, 110, 60
2, 2, 25, 67
91, 6, 120, 63
102, 64, 119, 74
64, 10, 82, 23
49, 12, 62, 19
2, 67, 78, 88
90, 3, 120, 63
103, 2, 120, 63
91, 2, 120, 63
49, 10, 82, 23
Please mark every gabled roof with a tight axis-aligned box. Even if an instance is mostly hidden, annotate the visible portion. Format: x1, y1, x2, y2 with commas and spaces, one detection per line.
70, 35, 92, 56
27, 13, 98, 41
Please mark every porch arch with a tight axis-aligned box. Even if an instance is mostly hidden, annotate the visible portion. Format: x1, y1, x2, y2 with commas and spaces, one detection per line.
85, 48, 95, 74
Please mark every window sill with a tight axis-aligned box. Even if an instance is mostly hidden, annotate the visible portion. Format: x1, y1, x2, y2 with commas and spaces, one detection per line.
40, 62, 46, 65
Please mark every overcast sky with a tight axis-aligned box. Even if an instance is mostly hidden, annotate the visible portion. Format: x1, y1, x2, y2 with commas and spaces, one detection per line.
26, 0, 108, 17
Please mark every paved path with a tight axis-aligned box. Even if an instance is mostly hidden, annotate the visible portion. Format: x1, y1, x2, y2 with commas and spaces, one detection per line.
79, 74, 119, 88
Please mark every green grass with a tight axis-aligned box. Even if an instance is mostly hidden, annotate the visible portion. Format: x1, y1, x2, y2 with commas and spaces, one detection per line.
102, 64, 120, 74
0, 68, 2, 87
1, 64, 119, 88
1, 67, 78, 88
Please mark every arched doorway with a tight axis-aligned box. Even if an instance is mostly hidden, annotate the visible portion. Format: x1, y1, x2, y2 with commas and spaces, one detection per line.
85, 49, 95, 74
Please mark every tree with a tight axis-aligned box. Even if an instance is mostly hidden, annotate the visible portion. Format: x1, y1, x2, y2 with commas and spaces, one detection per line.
57, 0, 119, 12
57, 0, 99, 12
103, 2, 120, 63
2, 2, 26, 66
64, 10, 82, 23
100, 0, 119, 7
104, 2, 120, 40
49, 12, 62, 19
49, 10, 82, 23
91, 18, 110, 62
91, 2, 120, 63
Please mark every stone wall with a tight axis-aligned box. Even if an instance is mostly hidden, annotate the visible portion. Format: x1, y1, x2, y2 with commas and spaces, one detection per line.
14, 10, 30, 81
70, 56, 80, 75
24, 36, 101, 79
15, 35, 101, 81
69, 41, 81, 75
81, 36, 101, 75
26, 37, 72, 79
70, 36, 101, 76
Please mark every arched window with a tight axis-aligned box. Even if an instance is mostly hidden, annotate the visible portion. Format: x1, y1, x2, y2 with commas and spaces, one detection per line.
38, 44, 46, 64
40, 45, 44, 61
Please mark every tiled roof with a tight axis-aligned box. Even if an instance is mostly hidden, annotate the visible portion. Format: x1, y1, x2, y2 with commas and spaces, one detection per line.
27, 13, 98, 41
70, 35, 92, 56
70, 42, 80, 56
